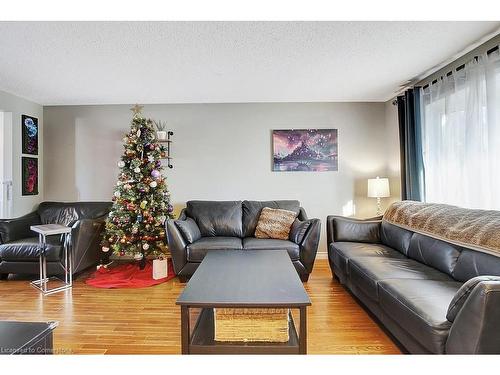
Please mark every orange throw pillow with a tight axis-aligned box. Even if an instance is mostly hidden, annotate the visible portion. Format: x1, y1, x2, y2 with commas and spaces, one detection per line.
254, 207, 297, 240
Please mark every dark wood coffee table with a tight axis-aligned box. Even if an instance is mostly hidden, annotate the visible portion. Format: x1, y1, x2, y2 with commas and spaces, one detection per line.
176, 250, 311, 354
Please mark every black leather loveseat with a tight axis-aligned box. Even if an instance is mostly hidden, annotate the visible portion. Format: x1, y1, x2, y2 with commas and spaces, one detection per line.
166, 200, 321, 282
327, 213, 500, 354
0, 201, 111, 279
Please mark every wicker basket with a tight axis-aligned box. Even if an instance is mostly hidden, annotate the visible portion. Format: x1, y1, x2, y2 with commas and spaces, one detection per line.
214, 308, 289, 342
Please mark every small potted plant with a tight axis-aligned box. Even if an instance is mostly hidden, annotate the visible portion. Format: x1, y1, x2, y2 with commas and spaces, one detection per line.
153, 120, 168, 141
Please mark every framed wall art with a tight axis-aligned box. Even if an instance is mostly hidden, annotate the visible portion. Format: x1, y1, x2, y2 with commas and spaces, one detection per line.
272, 129, 338, 172
21, 157, 38, 195
22, 114, 38, 155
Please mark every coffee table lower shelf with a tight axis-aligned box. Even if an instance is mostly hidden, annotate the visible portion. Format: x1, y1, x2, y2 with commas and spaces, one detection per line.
188, 308, 300, 354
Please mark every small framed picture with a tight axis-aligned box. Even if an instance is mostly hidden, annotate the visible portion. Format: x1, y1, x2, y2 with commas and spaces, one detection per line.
22, 157, 38, 196
22, 115, 38, 155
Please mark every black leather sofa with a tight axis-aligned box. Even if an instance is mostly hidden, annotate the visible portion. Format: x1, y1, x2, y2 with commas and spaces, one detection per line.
166, 200, 321, 282
327, 215, 500, 354
0, 202, 111, 278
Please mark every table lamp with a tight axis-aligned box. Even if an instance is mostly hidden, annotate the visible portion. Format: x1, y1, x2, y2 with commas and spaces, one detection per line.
368, 177, 390, 216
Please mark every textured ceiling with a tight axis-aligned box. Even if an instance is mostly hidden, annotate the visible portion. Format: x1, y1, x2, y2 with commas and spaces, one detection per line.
0, 21, 499, 105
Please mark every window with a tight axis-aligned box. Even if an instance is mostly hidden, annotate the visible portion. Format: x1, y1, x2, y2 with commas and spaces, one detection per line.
420, 49, 500, 209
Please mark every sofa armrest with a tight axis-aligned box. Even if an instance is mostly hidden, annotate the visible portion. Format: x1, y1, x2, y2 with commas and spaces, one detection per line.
446, 278, 500, 353
326, 215, 381, 245
70, 216, 107, 274
0, 211, 41, 244
166, 209, 188, 275
298, 218, 321, 274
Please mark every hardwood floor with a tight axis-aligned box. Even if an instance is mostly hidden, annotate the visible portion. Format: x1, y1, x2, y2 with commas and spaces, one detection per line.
0, 259, 401, 354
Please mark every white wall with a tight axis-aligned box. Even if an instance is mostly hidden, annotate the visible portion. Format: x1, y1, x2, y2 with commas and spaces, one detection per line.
44, 102, 397, 254
0, 90, 43, 218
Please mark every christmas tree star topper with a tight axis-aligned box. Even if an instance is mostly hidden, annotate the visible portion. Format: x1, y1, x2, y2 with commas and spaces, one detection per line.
130, 104, 144, 116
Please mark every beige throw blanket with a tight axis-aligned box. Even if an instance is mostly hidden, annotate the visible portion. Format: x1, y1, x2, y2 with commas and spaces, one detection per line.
383, 201, 500, 257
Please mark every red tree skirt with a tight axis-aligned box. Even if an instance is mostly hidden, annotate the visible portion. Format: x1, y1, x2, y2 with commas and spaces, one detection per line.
85, 260, 175, 288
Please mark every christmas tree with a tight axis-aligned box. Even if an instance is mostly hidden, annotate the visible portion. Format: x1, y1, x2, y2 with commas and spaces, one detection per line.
100, 105, 174, 268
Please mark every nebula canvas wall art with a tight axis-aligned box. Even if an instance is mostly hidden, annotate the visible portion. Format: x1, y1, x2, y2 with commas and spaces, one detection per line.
22, 115, 38, 155
272, 129, 338, 172
22, 157, 38, 195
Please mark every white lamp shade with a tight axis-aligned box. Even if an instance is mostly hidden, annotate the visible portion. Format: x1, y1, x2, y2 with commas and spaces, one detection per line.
367, 177, 390, 198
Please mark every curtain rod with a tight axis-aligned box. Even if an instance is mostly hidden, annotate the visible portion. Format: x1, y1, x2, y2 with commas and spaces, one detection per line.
406, 30, 500, 93
421, 45, 499, 90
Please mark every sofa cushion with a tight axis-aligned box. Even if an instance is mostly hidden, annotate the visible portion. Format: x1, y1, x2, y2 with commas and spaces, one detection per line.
334, 217, 381, 243
38, 201, 111, 225
174, 217, 201, 244
380, 221, 413, 256
348, 257, 453, 302
242, 237, 300, 261
329, 242, 406, 279
407, 233, 462, 276
242, 200, 300, 237
186, 237, 243, 262
378, 279, 462, 353
452, 249, 500, 282
186, 201, 243, 238
0, 237, 63, 262
289, 219, 311, 244
254, 207, 297, 240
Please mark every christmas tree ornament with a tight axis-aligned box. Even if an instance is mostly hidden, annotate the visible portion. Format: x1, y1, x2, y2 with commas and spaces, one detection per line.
117, 160, 125, 168
149, 181, 157, 188
151, 169, 161, 179
134, 167, 141, 173
102, 246, 110, 253
143, 243, 150, 250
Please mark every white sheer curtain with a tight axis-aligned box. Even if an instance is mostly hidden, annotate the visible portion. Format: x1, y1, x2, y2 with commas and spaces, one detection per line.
421, 49, 500, 209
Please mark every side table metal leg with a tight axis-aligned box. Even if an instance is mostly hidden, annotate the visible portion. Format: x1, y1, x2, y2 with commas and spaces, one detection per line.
68, 233, 73, 287
38, 233, 44, 291
41, 234, 47, 293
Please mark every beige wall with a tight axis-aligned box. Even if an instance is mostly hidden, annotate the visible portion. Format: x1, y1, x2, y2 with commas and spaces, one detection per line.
44, 102, 399, 254
0, 90, 43, 218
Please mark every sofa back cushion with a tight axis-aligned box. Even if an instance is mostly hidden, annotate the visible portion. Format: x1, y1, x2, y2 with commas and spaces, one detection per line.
452, 249, 500, 282
334, 217, 381, 243
242, 200, 300, 237
380, 221, 413, 256
175, 217, 202, 244
38, 201, 111, 226
407, 233, 462, 276
186, 200, 243, 237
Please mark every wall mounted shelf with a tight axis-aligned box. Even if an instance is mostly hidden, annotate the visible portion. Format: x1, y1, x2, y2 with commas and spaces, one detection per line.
158, 131, 173, 168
